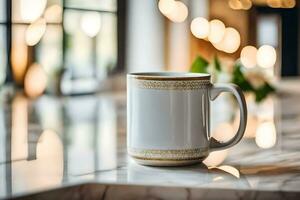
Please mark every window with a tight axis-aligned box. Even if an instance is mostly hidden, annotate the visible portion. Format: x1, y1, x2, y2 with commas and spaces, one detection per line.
2, 0, 119, 94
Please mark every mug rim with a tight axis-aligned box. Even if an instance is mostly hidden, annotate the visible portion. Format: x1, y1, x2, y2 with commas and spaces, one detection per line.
127, 72, 210, 80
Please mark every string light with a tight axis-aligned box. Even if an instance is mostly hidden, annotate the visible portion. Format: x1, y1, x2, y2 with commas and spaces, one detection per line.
257, 45, 277, 68
190, 17, 210, 39
208, 19, 226, 44
282, 0, 296, 8
267, 0, 282, 8
25, 18, 47, 46
240, 46, 258, 68
213, 27, 241, 53
24, 63, 47, 98
20, 0, 47, 22
167, 1, 188, 23
80, 12, 102, 37
158, 0, 188, 23
158, 0, 176, 16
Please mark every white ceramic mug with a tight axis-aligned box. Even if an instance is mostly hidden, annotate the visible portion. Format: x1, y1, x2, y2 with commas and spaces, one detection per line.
127, 72, 247, 166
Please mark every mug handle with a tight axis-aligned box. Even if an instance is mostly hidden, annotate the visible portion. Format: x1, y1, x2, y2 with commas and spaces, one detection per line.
209, 83, 247, 152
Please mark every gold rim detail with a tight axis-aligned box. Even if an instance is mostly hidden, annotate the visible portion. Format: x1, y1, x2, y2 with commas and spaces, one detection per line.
127, 73, 210, 81
128, 148, 208, 160
131, 79, 211, 90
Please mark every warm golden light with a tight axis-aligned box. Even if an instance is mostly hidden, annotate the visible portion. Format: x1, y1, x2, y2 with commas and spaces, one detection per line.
214, 165, 240, 178
208, 19, 226, 44
37, 129, 63, 159
282, 0, 296, 8
158, 0, 176, 16
203, 122, 234, 167
203, 150, 229, 167
20, 0, 47, 22
213, 27, 241, 53
190, 17, 210, 39
267, 0, 282, 8
24, 63, 47, 98
11, 95, 28, 161
257, 45, 277, 68
212, 123, 235, 142
12, 128, 63, 192
235, 114, 258, 138
228, 0, 243, 10
25, 18, 47, 46
240, 46, 258, 68
255, 121, 276, 149
12, 26, 28, 85
240, 0, 252, 10
44, 4, 62, 23
80, 12, 102, 37
167, 1, 188, 23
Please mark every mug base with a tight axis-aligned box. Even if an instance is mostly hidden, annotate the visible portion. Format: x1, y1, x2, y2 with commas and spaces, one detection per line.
132, 157, 205, 167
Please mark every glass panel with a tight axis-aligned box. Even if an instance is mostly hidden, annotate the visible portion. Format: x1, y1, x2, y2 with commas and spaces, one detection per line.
36, 25, 63, 93
64, 10, 117, 79
0, 102, 6, 196
0, 26, 6, 85
0, 0, 5, 22
64, 10, 96, 79
62, 10, 118, 94
12, 0, 62, 23
12, 24, 62, 92
65, 0, 117, 12
96, 14, 117, 79
257, 15, 279, 47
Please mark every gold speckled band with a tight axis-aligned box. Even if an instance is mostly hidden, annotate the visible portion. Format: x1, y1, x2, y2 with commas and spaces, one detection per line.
131, 79, 212, 90
128, 147, 208, 161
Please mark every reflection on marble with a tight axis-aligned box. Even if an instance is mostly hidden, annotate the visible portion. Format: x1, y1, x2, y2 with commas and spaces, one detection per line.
0, 85, 300, 199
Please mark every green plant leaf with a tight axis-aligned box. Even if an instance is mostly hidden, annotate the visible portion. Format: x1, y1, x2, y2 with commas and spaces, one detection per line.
232, 63, 276, 103
231, 63, 253, 92
190, 55, 209, 73
254, 83, 276, 102
214, 55, 221, 71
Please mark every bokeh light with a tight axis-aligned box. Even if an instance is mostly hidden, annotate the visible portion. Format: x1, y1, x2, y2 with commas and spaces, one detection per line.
12, 27, 28, 85
240, 46, 258, 68
20, 0, 47, 22
203, 123, 234, 167
24, 63, 47, 98
267, 0, 282, 8
190, 17, 210, 39
213, 27, 241, 53
208, 19, 226, 44
25, 17, 47, 46
282, 0, 296, 8
211, 123, 235, 143
44, 4, 63, 23
80, 12, 102, 38
158, 0, 176, 16
167, 1, 188, 23
240, 0, 252, 10
228, 0, 243, 10
257, 45, 277, 68
255, 121, 276, 149
64, 11, 78, 35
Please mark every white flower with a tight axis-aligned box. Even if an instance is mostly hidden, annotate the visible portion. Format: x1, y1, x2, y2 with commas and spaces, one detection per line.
245, 70, 266, 89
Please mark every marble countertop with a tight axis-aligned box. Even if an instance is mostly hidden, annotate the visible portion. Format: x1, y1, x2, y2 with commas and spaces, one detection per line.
0, 83, 300, 199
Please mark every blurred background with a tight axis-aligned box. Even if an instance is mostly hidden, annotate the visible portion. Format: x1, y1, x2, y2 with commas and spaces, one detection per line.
1, 1, 300, 195
0, 0, 298, 97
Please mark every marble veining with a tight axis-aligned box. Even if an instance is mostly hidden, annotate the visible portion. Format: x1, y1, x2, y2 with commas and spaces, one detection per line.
0, 83, 300, 199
